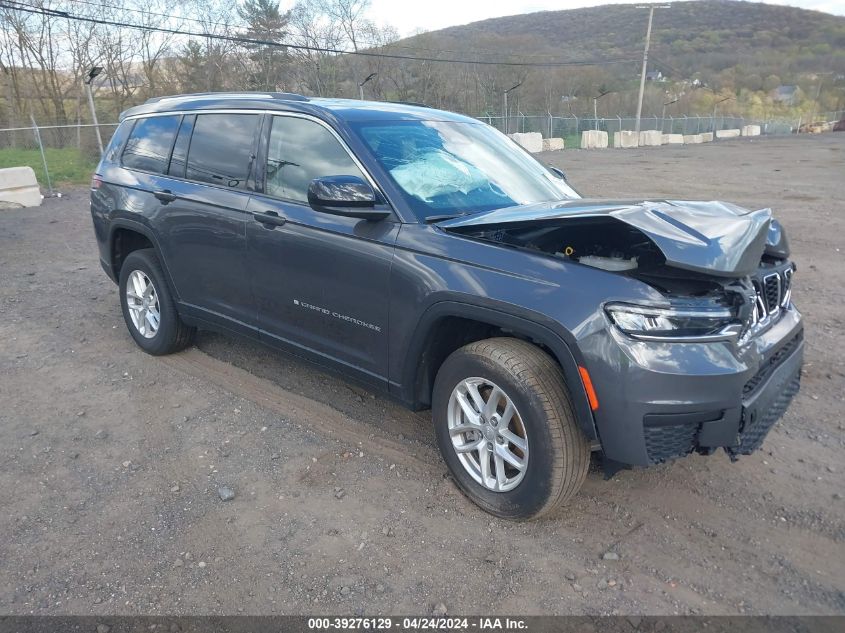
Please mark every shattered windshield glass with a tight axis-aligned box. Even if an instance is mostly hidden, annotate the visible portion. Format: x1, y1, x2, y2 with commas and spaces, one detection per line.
350, 120, 579, 221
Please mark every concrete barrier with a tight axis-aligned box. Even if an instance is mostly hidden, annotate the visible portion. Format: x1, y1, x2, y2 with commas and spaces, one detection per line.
0, 166, 41, 208
613, 131, 639, 148
580, 130, 608, 149
741, 125, 761, 137
662, 134, 684, 145
638, 130, 662, 147
508, 132, 543, 153
542, 137, 565, 151
683, 134, 703, 144
700, 132, 714, 142
716, 129, 741, 139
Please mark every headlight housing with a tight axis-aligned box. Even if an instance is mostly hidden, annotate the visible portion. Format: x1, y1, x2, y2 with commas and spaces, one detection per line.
605, 303, 741, 342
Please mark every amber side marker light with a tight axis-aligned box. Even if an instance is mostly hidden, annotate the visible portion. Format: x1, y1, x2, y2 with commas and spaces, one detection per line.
578, 366, 599, 411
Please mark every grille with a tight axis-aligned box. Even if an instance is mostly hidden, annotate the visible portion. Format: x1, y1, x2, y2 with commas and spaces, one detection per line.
644, 423, 699, 464
742, 331, 803, 397
781, 268, 793, 307
763, 273, 781, 313
748, 265, 794, 332
736, 374, 801, 454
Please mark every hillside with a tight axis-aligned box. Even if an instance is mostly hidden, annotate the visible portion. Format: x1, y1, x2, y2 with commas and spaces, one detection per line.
390, 0, 845, 116
404, 1, 845, 78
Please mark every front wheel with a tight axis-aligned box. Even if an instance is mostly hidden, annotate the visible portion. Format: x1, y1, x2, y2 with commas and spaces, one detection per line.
433, 338, 590, 520
118, 249, 195, 355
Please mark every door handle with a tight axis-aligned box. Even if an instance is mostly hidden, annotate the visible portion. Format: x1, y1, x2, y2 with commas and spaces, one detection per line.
153, 190, 176, 203
252, 210, 287, 228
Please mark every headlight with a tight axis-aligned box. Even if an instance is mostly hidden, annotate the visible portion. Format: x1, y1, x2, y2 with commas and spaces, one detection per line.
605, 303, 741, 342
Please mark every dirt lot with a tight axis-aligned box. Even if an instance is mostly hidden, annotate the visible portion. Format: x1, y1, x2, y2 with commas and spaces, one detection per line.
1, 134, 843, 616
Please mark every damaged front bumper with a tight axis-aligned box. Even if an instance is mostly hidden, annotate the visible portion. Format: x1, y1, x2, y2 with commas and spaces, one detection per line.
583, 304, 803, 468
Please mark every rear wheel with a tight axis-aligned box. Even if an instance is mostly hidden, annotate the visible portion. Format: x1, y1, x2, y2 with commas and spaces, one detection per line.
433, 337, 590, 520
118, 249, 195, 355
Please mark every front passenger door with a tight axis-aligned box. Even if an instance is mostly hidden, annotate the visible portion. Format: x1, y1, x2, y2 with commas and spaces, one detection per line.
246, 114, 399, 387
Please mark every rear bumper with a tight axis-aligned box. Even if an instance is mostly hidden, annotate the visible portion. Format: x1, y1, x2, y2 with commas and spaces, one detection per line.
583, 306, 803, 466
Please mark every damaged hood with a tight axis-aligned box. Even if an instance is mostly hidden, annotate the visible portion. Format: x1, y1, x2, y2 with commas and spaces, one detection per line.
437, 199, 774, 277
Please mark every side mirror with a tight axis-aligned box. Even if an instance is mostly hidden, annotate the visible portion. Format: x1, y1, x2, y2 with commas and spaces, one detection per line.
548, 166, 567, 180
307, 175, 390, 220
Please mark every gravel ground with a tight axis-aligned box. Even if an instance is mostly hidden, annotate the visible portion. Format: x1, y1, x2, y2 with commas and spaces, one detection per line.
0, 133, 843, 616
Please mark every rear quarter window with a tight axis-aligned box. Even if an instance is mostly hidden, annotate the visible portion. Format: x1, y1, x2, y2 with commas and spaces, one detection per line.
102, 120, 134, 164
121, 115, 181, 174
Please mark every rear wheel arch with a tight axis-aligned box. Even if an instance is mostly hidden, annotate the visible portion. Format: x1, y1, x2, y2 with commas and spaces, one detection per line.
108, 221, 179, 301
401, 301, 598, 441
111, 227, 153, 278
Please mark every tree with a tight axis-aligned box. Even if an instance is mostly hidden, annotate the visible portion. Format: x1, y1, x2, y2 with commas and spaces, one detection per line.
288, 0, 345, 96
763, 74, 782, 92
318, 0, 371, 52
238, 0, 292, 90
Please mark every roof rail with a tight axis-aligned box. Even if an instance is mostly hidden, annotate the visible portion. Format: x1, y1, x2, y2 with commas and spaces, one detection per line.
387, 100, 430, 108
144, 91, 309, 104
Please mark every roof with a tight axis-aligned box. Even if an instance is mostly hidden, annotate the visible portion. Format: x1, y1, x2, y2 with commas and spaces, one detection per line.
120, 92, 477, 124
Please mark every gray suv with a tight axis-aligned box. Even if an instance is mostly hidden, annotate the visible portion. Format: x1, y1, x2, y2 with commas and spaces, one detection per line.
90, 92, 803, 519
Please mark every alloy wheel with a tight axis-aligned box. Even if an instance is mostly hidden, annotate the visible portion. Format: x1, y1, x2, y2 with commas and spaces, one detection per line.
126, 269, 161, 339
447, 377, 529, 492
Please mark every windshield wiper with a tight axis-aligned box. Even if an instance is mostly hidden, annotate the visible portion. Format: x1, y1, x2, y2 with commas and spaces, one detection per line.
424, 213, 468, 223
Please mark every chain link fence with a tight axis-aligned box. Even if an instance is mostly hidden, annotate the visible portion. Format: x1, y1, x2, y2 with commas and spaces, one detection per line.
0, 122, 118, 191
1, 109, 843, 189
478, 111, 845, 145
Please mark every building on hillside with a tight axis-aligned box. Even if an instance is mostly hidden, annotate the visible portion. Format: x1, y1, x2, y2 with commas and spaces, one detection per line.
772, 85, 800, 106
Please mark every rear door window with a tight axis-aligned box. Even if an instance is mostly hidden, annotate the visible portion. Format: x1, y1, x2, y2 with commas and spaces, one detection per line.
121, 115, 180, 174
186, 114, 260, 189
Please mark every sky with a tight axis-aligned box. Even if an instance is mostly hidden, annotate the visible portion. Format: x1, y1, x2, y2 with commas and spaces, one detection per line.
368, 0, 845, 36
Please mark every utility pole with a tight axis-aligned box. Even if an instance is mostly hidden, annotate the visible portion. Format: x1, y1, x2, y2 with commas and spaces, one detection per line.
634, 5, 669, 136
84, 66, 104, 156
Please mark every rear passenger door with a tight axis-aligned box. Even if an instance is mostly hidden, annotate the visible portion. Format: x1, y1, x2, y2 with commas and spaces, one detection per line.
155, 112, 261, 333
245, 114, 399, 386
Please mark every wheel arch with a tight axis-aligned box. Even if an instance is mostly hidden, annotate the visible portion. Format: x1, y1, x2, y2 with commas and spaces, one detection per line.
108, 219, 180, 301
398, 301, 598, 440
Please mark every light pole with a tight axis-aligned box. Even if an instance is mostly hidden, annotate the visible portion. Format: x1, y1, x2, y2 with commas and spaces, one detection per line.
661, 97, 679, 132
84, 66, 104, 156
634, 4, 670, 136
358, 72, 377, 100
503, 81, 523, 135
808, 74, 829, 128
593, 89, 613, 131
712, 95, 733, 134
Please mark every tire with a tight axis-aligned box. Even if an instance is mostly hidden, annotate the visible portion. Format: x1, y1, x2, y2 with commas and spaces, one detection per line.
118, 248, 195, 355
433, 337, 590, 520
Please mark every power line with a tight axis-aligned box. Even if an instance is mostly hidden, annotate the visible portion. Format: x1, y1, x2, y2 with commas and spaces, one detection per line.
65, 0, 637, 63
0, 1, 640, 68
64, 0, 252, 32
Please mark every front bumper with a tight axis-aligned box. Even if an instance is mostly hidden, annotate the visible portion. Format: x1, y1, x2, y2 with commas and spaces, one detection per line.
582, 306, 803, 466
